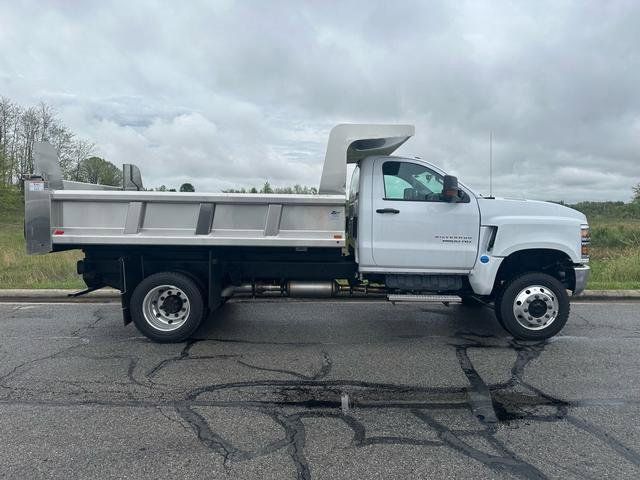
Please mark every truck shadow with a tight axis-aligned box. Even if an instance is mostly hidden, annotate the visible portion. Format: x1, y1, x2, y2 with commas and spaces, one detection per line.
197, 299, 506, 343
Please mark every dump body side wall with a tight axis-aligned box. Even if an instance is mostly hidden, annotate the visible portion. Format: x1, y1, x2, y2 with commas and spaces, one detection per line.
47, 190, 347, 249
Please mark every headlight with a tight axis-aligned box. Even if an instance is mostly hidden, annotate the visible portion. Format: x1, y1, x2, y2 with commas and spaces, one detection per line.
581, 225, 590, 260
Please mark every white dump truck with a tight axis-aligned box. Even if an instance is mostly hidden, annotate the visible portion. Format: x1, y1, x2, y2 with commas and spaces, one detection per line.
24, 124, 590, 342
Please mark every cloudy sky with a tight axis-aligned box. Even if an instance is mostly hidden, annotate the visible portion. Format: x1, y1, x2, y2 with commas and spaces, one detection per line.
1, 0, 639, 201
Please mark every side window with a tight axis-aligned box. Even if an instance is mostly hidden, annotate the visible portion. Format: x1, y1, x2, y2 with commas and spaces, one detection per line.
382, 161, 445, 201
348, 165, 360, 201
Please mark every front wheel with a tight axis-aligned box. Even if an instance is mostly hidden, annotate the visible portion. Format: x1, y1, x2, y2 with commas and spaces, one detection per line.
496, 272, 570, 340
130, 272, 205, 343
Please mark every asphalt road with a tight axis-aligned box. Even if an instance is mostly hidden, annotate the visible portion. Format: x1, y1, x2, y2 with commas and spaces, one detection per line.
0, 299, 639, 479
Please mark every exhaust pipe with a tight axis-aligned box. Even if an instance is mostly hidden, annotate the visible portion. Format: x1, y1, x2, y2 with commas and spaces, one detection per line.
221, 283, 282, 297
287, 281, 336, 297
222, 280, 337, 298
221, 280, 387, 299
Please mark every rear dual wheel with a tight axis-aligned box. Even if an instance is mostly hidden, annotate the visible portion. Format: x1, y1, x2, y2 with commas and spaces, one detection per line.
495, 272, 570, 340
131, 272, 205, 343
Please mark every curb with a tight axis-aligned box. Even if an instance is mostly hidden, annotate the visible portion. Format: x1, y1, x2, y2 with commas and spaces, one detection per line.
574, 290, 640, 300
0, 289, 638, 302
0, 288, 120, 302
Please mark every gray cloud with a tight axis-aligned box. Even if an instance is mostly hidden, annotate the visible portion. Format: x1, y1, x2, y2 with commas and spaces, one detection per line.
0, 0, 638, 201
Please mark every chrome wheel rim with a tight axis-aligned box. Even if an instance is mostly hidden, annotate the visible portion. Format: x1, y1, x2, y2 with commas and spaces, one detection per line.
512, 285, 559, 331
142, 284, 190, 332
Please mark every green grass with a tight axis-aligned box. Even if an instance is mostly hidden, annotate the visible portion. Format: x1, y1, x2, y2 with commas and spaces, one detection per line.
0, 187, 83, 289
588, 247, 640, 289
0, 187, 638, 289
570, 203, 640, 289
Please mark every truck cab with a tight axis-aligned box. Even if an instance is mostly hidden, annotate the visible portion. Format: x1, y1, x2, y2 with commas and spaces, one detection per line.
346, 148, 589, 341
351, 156, 479, 273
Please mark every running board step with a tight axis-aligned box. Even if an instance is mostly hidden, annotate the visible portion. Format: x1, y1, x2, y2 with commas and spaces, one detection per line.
388, 294, 462, 304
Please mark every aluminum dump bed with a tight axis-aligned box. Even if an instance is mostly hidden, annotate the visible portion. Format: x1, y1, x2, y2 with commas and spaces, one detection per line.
48, 190, 346, 248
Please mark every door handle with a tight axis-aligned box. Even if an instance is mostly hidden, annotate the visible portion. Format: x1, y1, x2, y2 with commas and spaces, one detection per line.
376, 208, 400, 214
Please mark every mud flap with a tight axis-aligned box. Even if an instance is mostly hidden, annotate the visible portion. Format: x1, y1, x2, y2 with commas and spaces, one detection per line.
208, 253, 223, 311
120, 256, 143, 325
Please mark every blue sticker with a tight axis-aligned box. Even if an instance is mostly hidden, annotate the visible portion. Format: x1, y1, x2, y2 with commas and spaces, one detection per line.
480, 255, 490, 264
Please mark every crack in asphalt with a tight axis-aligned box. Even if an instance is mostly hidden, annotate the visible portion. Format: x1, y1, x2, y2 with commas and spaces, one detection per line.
413, 410, 546, 479
0, 340, 87, 391
146, 339, 202, 378
565, 414, 640, 466
0, 309, 111, 392
1, 305, 640, 479
272, 412, 312, 480
70, 308, 107, 337
162, 334, 639, 479
237, 351, 333, 381
455, 346, 498, 426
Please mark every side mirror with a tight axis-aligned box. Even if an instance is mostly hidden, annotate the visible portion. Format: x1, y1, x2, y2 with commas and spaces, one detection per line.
442, 175, 459, 202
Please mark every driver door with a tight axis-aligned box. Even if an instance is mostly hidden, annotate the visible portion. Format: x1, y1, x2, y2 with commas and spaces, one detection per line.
371, 158, 480, 271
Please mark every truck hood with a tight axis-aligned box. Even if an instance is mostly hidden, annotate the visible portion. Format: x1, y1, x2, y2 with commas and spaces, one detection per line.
476, 197, 587, 263
477, 197, 587, 225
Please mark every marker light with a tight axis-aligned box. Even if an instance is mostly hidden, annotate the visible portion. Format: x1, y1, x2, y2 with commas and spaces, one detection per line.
581, 225, 590, 260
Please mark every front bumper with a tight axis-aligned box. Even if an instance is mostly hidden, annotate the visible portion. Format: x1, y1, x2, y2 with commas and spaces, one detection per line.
573, 265, 590, 295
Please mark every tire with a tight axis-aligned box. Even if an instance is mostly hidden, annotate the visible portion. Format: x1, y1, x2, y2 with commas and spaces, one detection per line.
496, 272, 570, 340
174, 270, 211, 319
130, 272, 205, 343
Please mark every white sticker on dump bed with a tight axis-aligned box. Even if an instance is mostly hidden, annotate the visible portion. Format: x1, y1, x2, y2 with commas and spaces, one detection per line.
29, 182, 45, 192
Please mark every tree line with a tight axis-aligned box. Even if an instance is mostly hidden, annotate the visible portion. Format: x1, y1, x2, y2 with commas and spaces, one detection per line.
155, 183, 195, 192
0, 96, 310, 194
223, 181, 317, 194
0, 96, 127, 186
